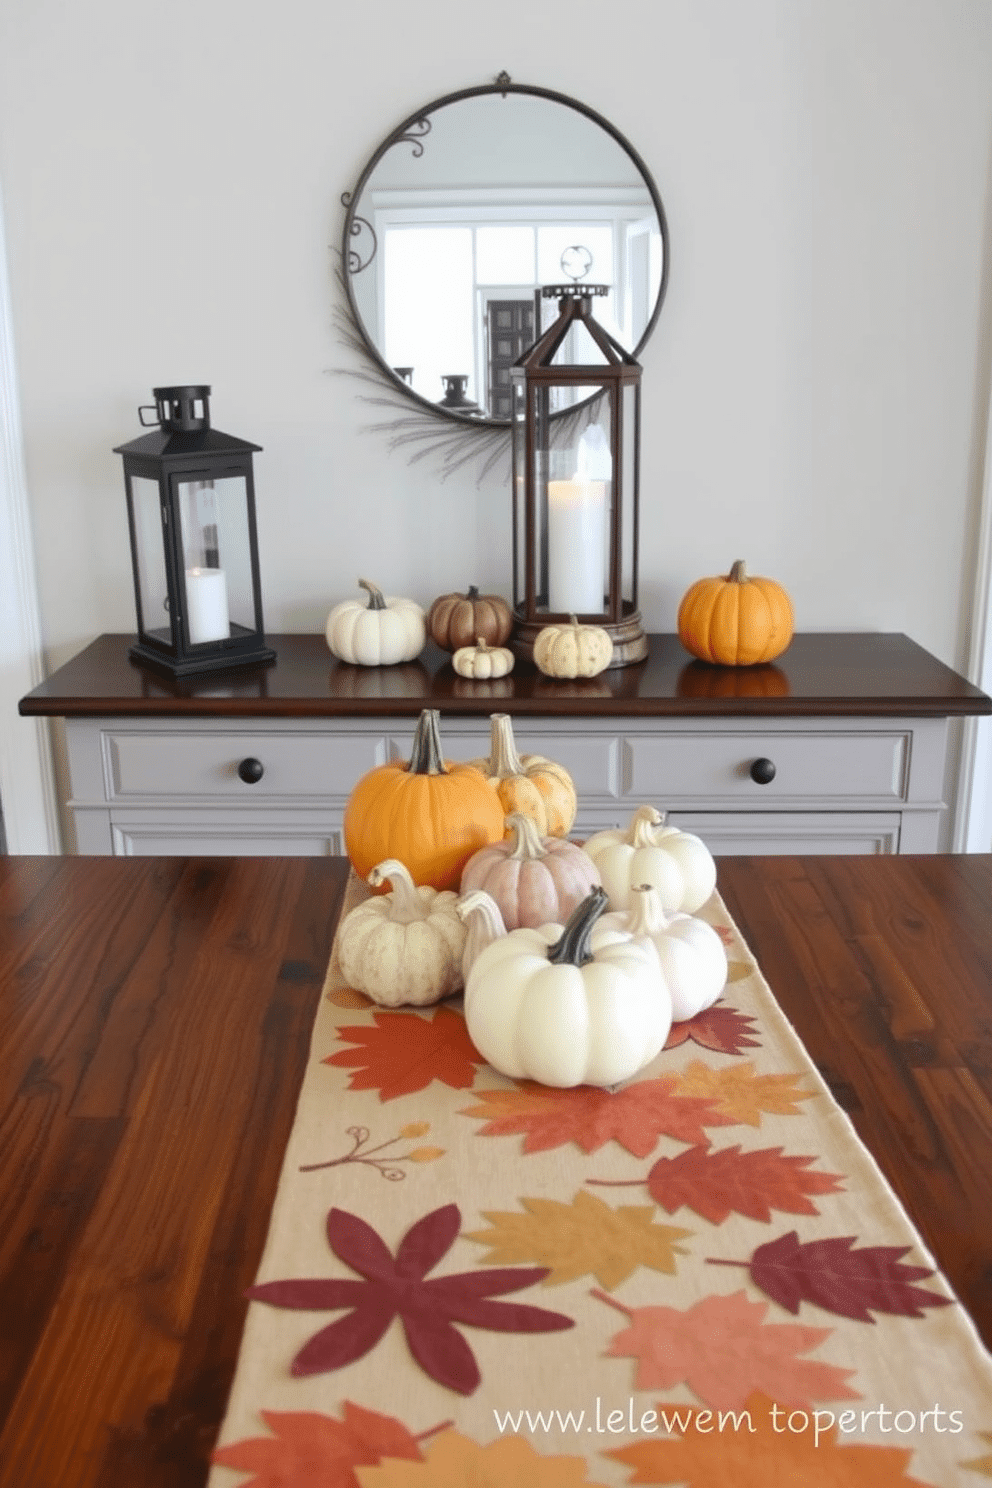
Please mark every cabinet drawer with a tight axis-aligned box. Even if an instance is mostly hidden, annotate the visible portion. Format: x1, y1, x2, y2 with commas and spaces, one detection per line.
103, 729, 387, 801
627, 729, 910, 803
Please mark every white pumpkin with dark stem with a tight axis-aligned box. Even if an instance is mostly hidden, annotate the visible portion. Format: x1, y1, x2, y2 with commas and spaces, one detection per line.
337, 858, 466, 1006
459, 811, 601, 931
599, 883, 727, 1021
463, 887, 671, 1088
326, 578, 426, 666
583, 805, 716, 915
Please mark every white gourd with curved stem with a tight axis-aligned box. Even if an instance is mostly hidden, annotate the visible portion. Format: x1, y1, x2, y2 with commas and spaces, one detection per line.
337, 858, 465, 1006
583, 805, 717, 914
456, 887, 508, 982
459, 811, 601, 930
463, 888, 671, 1088
600, 883, 727, 1021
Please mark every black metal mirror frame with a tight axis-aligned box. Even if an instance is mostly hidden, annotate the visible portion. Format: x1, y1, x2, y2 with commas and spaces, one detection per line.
339, 73, 670, 434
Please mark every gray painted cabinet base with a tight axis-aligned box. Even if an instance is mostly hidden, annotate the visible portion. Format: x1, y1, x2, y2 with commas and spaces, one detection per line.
64, 714, 949, 857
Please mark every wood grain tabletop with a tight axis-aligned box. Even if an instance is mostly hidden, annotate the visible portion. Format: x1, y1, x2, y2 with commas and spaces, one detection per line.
0, 852, 989, 1486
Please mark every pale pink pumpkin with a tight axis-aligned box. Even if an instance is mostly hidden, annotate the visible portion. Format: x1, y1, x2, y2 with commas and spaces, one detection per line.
459, 812, 602, 931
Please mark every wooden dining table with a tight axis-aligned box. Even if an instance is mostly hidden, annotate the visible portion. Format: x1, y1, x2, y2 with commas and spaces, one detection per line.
1, 851, 990, 1487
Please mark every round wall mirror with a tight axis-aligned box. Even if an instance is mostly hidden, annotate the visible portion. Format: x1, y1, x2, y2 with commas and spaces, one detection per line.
341, 75, 669, 430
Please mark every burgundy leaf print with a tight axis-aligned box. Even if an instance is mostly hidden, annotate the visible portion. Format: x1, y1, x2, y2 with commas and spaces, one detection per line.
709, 1230, 955, 1322
246, 1203, 573, 1394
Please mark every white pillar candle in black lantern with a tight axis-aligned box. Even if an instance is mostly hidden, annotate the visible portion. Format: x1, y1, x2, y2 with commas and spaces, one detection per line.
115, 385, 275, 677
510, 285, 646, 668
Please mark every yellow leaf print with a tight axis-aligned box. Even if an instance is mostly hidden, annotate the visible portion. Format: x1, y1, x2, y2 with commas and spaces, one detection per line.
674, 1060, 815, 1126
407, 1146, 445, 1163
355, 1428, 610, 1487
465, 1190, 692, 1290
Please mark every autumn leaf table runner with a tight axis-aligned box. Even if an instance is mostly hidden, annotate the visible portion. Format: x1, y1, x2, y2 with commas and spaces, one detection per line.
209, 877, 992, 1488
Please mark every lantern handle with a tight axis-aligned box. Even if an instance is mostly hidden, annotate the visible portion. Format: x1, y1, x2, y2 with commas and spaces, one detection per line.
138, 404, 160, 427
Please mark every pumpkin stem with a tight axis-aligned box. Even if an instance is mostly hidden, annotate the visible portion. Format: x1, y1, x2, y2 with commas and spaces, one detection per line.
487, 712, 524, 778
358, 578, 388, 610
627, 804, 666, 848
727, 560, 749, 584
407, 708, 448, 776
367, 859, 429, 923
456, 888, 508, 978
465, 584, 480, 599
625, 882, 673, 937
475, 637, 490, 651
505, 811, 546, 861
547, 887, 609, 967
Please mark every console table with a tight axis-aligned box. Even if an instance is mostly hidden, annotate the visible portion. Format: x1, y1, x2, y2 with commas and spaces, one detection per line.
19, 631, 991, 857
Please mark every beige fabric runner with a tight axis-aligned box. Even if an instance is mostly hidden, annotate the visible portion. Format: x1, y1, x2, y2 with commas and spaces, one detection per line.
209, 878, 992, 1487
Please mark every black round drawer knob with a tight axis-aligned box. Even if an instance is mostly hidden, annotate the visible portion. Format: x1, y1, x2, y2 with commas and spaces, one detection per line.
749, 757, 777, 785
237, 757, 265, 784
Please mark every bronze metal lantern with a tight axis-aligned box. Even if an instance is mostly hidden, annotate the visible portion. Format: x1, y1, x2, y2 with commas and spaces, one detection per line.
510, 284, 647, 668
115, 385, 275, 678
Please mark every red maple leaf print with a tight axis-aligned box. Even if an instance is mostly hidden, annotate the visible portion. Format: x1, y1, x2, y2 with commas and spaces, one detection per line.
247, 1204, 573, 1394
325, 1008, 485, 1100
663, 1003, 761, 1055
643, 1144, 845, 1223
709, 1231, 955, 1322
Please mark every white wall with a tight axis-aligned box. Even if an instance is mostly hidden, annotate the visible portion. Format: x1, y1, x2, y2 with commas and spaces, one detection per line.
0, 0, 990, 685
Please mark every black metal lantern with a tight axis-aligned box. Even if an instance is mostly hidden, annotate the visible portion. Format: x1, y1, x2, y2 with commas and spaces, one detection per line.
510, 285, 646, 667
115, 385, 275, 677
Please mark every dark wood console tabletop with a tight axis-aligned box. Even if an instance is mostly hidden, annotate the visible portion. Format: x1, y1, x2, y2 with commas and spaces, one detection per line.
1, 852, 989, 1486
19, 630, 991, 719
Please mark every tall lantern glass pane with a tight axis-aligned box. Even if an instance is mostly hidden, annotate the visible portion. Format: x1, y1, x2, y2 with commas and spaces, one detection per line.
176, 474, 257, 646
130, 475, 170, 645
511, 371, 528, 613
620, 379, 639, 615
547, 387, 611, 618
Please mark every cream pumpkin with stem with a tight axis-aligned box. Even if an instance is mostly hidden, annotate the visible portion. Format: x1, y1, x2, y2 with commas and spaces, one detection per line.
462, 887, 671, 1088
468, 712, 577, 838
583, 804, 717, 914
337, 859, 466, 1007
600, 882, 727, 1021
325, 578, 426, 666
459, 811, 601, 931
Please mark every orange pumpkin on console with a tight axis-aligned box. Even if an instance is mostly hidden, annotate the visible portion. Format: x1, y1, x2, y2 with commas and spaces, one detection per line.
677, 560, 794, 666
344, 708, 505, 892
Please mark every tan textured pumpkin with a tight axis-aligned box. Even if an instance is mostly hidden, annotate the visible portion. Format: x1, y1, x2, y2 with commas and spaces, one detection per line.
468, 712, 577, 838
426, 585, 514, 653
677, 560, 794, 666
533, 615, 613, 678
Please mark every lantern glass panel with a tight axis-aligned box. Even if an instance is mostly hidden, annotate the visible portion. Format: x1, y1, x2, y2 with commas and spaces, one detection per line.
545, 386, 612, 618
619, 379, 639, 613
130, 475, 170, 646
176, 475, 257, 645
511, 372, 528, 612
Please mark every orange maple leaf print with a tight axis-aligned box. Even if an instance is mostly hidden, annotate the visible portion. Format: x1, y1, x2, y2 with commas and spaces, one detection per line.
596, 1289, 858, 1408
211, 1400, 425, 1485
459, 1078, 732, 1157
607, 1391, 938, 1487
354, 1427, 610, 1486
326, 1008, 485, 1100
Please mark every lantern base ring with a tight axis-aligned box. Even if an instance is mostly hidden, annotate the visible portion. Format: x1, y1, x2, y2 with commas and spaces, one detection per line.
128, 639, 277, 680
511, 609, 648, 669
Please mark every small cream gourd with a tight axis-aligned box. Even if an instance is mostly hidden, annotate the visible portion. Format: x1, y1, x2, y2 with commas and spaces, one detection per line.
533, 615, 613, 679
599, 883, 727, 1021
463, 887, 672, 1088
460, 811, 601, 931
452, 637, 515, 681
326, 578, 426, 666
583, 805, 717, 915
336, 859, 466, 1006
